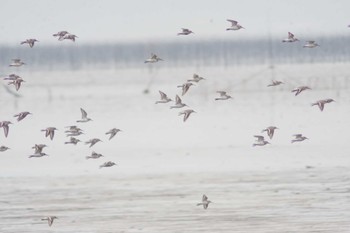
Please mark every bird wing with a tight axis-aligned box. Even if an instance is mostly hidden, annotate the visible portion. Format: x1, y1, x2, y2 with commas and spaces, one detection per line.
227, 19, 238, 25
3, 125, 9, 137
175, 95, 182, 104
217, 91, 227, 96
293, 134, 302, 138
288, 32, 294, 38
202, 194, 208, 201
159, 91, 168, 100
254, 135, 264, 141
80, 108, 88, 118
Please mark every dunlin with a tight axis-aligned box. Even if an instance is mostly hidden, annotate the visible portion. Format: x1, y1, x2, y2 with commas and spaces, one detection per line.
99, 161, 116, 168
155, 91, 172, 104
9, 59, 26, 67
0, 146, 10, 152
85, 138, 102, 148
292, 86, 311, 96
20, 39, 39, 48
197, 194, 212, 209
177, 82, 194, 96
65, 125, 83, 133
8, 77, 25, 91
14, 111, 32, 121
53, 31, 69, 40
3, 74, 20, 81
226, 19, 245, 30
170, 95, 187, 109
64, 137, 81, 145
86, 151, 104, 159
215, 91, 232, 101
261, 126, 278, 139
311, 98, 335, 111
29, 152, 49, 158
144, 53, 163, 63
267, 80, 284, 87
291, 134, 308, 143
253, 135, 270, 146
41, 216, 57, 227
32, 144, 47, 154
178, 109, 196, 122
188, 73, 205, 83
41, 127, 57, 140
77, 108, 92, 123
177, 28, 194, 35
282, 32, 299, 42
105, 128, 122, 140
63, 34, 78, 42
303, 41, 319, 48
0, 121, 12, 137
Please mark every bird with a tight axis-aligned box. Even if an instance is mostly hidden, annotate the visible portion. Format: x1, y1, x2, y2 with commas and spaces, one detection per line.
64, 137, 81, 145
253, 135, 270, 146
85, 138, 102, 148
170, 95, 187, 109
282, 32, 299, 42
261, 126, 278, 139
20, 39, 39, 48
303, 41, 320, 48
41, 127, 57, 140
215, 91, 232, 101
3, 73, 21, 81
178, 109, 196, 122
311, 98, 335, 111
66, 131, 84, 137
197, 194, 212, 209
99, 161, 116, 168
77, 108, 92, 123
9, 59, 26, 67
188, 73, 205, 83
14, 111, 32, 121
177, 82, 194, 96
155, 91, 172, 104
65, 125, 83, 133
53, 31, 69, 40
0, 121, 12, 137
254, 135, 265, 142
291, 134, 308, 143
41, 216, 58, 227
63, 34, 78, 42
291, 86, 311, 96
267, 80, 284, 87
0, 146, 10, 152
8, 77, 25, 91
177, 28, 194, 35
226, 19, 245, 30
144, 53, 163, 63
105, 128, 122, 140
29, 153, 49, 158
32, 144, 48, 154
86, 151, 104, 159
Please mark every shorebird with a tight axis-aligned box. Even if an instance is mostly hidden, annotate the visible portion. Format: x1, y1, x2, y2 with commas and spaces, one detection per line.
66, 131, 84, 137
41, 216, 57, 227
14, 111, 32, 121
77, 108, 92, 123
267, 80, 284, 87
29, 152, 49, 158
99, 161, 116, 168
170, 95, 187, 109
20, 39, 39, 48
291, 86, 311, 96
262, 126, 278, 139
226, 19, 245, 30
3, 74, 20, 81
0, 121, 12, 137
8, 77, 25, 91
63, 34, 78, 42
178, 109, 196, 122
32, 144, 47, 154
177, 28, 194, 35
291, 134, 308, 143
188, 73, 205, 83
303, 41, 320, 48
282, 32, 299, 42
0, 146, 10, 152
85, 138, 102, 148
155, 91, 172, 104
65, 125, 83, 133
144, 53, 163, 63
9, 59, 26, 67
53, 31, 69, 40
86, 151, 104, 159
253, 135, 270, 146
105, 128, 122, 140
177, 82, 194, 96
64, 137, 81, 145
311, 98, 335, 111
215, 91, 232, 101
197, 194, 212, 209
41, 127, 57, 140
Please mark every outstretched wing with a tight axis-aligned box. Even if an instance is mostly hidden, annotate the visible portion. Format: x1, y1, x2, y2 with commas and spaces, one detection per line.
80, 108, 88, 118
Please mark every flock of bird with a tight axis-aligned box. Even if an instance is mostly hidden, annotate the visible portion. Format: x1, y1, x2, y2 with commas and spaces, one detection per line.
0, 18, 342, 226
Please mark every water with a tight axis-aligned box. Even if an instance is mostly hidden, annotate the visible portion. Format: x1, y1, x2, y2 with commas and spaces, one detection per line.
1, 63, 350, 232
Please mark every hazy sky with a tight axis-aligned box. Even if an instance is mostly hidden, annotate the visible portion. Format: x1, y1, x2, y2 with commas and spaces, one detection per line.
1, 0, 349, 45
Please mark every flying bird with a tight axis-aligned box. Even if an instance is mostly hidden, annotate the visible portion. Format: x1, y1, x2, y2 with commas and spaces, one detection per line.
311, 98, 335, 111
291, 134, 308, 143
155, 91, 172, 104
291, 86, 311, 96
226, 19, 244, 30
20, 39, 39, 48
105, 128, 122, 140
215, 91, 232, 101
0, 121, 12, 137
41, 216, 58, 227
261, 126, 278, 139
14, 111, 32, 121
177, 28, 194, 35
178, 109, 196, 122
170, 95, 187, 109
77, 108, 92, 123
197, 194, 212, 209
41, 127, 57, 140
282, 32, 299, 42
